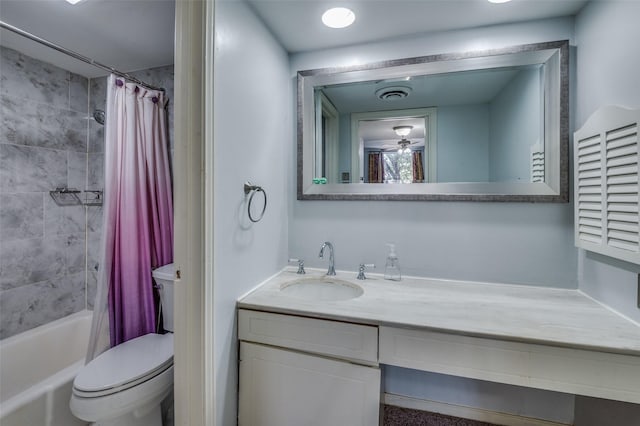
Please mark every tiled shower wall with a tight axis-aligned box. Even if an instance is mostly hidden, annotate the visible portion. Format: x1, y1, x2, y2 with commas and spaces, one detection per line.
0, 46, 89, 339
0, 45, 174, 339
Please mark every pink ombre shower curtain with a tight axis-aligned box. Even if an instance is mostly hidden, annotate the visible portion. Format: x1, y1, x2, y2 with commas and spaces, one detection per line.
86, 74, 173, 357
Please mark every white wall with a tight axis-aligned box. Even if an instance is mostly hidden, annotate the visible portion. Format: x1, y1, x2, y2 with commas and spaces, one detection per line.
573, 2, 640, 420
213, 1, 291, 424
574, 0, 640, 324
437, 104, 490, 182
489, 67, 541, 182
290, 17, 576, 287
289, 17, 577, 423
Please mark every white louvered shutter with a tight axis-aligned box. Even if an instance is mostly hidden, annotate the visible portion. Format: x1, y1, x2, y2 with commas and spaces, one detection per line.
574, 106, 640, 265
530, 143, 545, 183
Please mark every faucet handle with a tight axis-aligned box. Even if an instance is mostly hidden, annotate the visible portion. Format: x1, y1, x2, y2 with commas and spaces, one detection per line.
357, 263, 375, 280
288, 258, 306, 275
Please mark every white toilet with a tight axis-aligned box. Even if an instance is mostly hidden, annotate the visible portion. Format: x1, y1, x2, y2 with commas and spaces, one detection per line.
70, 263, 175, 426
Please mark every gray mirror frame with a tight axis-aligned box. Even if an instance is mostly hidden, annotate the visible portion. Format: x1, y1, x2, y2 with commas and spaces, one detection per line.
297, 40, 569, 202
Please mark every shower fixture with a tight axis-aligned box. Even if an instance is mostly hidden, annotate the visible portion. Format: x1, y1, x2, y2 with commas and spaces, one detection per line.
93, 109, 105, 125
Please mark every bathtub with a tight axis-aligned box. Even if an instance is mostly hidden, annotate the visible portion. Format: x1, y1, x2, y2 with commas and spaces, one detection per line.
0, 310, 92, 426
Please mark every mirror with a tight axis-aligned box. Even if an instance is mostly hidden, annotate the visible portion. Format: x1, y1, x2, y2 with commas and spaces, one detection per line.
297, 40, 569, 201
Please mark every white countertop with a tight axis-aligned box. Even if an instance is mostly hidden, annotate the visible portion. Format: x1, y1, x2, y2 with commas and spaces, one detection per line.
238, 268, 640, 356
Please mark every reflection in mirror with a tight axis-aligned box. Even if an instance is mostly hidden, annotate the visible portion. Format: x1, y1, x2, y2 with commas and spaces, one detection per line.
351, 109, 436, 184
318, 65, 544, 185
298, 41, 568, 201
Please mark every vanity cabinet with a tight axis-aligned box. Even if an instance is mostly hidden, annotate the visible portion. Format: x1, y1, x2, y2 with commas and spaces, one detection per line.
238, 309, 381, 426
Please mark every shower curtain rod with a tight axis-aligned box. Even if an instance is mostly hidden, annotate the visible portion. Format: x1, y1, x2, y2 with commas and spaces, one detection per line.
0, 20, 165, 92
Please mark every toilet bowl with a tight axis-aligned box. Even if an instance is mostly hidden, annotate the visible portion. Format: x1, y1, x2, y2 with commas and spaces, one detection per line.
70, 263, 175, 426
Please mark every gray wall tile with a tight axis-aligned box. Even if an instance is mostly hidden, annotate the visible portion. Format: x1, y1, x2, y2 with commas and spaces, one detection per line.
87, 269, 98, 309
87, 230, 101, 274
70, 73, 89, 113
0, 144, 68, 193
0, 236, 66, 290
87, 77, 106, 155
88, 120, 104, 153
87, 152, 104, 189
0, 47, 69, 106
87, 205, 103, 234
89, 77, 107, 113
44, 197, 85, 236
66, 233, 86, 275
86, 230, 101, 310
0, 47, 91, 339
0, 193, 43, 241
0, 273, 85, 339
1, 95, 87, 152
68, 151, 88, 190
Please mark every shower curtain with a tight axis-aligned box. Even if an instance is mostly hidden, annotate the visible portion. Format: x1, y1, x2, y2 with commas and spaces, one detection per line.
86, 75, 173, 359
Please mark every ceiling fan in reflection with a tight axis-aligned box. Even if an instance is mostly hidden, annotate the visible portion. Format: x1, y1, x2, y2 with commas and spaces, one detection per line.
381, 125, 418, 153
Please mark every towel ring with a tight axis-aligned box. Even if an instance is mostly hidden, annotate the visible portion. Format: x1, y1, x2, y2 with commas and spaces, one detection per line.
244, 182, 267, 223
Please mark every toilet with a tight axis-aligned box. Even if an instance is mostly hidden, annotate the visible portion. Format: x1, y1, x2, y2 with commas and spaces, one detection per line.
70, 263, 175, 426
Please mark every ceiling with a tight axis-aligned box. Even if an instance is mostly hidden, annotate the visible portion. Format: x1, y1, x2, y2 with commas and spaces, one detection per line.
359, 117, 426, 150
0, 0, 588, 78
247, 0, 589, 53
0, 0, 175, 78
322, 66, 526, 113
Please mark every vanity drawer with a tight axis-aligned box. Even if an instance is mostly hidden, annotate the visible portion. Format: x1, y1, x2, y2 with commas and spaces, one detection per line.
238, 309, 378, 365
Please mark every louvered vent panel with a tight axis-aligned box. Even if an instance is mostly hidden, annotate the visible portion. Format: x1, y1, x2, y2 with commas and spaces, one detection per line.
605, 123, 639, 253
577, 134, 603, 244
574, 107, 640, 265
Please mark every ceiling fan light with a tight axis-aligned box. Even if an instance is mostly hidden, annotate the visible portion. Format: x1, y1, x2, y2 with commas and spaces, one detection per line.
393, 125, 413, 137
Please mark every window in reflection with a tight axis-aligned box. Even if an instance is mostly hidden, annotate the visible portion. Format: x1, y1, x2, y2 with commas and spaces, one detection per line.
366, 150, 426, 183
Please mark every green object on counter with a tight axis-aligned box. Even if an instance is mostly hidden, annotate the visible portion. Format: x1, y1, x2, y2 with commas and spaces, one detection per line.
313, 177, 328, 184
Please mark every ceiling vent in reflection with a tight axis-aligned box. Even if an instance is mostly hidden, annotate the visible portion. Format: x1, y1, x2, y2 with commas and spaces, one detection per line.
375, 86, 412, 101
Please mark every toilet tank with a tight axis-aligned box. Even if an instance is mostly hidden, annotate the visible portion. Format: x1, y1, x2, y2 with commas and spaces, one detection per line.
152, 263, 175, 332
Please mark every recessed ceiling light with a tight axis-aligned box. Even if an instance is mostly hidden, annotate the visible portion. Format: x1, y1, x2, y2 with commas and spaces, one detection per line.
65, 0, 85, 4
487, 0, 512, 3
322, 7, 356, 29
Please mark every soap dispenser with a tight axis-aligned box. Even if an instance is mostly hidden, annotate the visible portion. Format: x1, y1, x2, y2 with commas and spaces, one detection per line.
384, 243, 401, 281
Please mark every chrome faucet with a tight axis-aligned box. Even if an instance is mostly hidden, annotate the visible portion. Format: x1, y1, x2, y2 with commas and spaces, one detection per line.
318, 241, 336, 276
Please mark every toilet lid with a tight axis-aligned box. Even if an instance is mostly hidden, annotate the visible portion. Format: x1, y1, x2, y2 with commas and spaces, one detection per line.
74, 333, 173, 394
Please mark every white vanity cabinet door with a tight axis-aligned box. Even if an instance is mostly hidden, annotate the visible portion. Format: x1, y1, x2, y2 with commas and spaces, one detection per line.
239, 342, 381, 426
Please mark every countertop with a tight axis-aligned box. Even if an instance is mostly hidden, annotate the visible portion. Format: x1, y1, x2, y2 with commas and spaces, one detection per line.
237, 268, 640, 356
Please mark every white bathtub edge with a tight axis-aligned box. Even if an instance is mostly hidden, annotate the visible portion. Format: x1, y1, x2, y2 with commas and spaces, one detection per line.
0, 359, 85, 416
0, 310, 93, 348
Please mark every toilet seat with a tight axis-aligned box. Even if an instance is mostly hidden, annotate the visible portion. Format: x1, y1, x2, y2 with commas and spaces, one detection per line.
73, 333, 173, 398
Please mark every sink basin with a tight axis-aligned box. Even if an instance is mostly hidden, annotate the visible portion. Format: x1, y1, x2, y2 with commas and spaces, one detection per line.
280, 277, 363, 301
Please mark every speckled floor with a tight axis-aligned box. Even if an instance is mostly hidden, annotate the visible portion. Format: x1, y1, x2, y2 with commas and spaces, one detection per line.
383, 405, 500, 426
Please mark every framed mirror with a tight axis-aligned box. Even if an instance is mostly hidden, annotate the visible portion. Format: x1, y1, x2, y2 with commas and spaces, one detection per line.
297, 40, 569, 201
